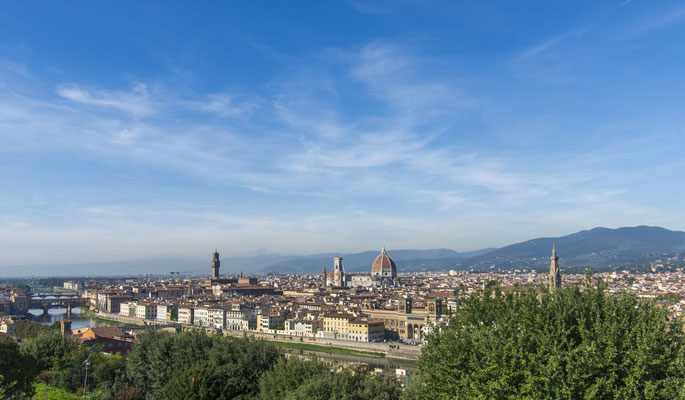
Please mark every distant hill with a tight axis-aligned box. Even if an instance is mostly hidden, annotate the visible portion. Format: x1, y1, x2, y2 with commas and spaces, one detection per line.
3, 226, 683, 277
0, 249, 492, 277
459, 226, 685, 271
257, 248, 470, 274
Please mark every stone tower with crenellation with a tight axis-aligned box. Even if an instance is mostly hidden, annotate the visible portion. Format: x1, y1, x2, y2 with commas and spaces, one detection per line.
548, 244, 561, 290
212, 250, 220, 280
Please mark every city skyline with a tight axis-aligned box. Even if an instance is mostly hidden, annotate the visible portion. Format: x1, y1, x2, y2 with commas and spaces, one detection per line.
2, 1, 685, 271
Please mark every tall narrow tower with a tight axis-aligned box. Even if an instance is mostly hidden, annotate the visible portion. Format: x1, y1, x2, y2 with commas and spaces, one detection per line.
212, 250, 220, 280
321, 265, 327, 287
333, 257, 344, 287
549, 244, 561, 290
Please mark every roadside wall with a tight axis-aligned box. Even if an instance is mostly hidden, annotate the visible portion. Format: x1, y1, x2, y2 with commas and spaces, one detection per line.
222, 329, 422, 359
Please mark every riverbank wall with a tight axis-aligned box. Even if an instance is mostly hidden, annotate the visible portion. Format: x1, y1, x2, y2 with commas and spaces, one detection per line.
221, 329, 422, 360
85, 310, 422, 360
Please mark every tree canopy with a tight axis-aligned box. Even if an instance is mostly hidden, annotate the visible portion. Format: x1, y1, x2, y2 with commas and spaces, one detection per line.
127, 330, 281, 400
0, 337, 36, 398
406, 282, 685, 399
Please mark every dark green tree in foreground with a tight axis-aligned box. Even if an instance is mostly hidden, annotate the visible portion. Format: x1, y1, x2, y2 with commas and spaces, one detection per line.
258, 357, 329, 400
162, 361, 225, 400
0, 337, 35, 398
406, 281, 685, 399
20, 330, 79, 375
128, 330, 281, 400
286, 369, 402, 400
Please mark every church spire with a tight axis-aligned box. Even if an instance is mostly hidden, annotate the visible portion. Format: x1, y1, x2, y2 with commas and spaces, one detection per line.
549, 244, 561, 290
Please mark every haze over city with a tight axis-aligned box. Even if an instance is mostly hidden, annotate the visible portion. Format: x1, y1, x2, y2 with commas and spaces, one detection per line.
2, 1, 685, 273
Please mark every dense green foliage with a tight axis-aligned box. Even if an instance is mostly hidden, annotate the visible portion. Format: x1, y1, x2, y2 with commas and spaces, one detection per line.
0, 337, 36, 398
407, 282, 685, 399
127, 330, 401, 400
259, 357, 401, 400
258, 357, 329, 400
162, 361, 225, 400
127, 330, 281, 400
286, 370, 402, 400
5, 326, 400, 399
32, 382, 99, 400
13, 319, 59, 340
21, 330, 79, 374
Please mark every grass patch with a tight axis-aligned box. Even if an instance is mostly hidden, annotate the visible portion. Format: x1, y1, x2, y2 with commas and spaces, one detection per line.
79, 307, 128, 326
269, 340, 385, 358
33, 383, 101, 399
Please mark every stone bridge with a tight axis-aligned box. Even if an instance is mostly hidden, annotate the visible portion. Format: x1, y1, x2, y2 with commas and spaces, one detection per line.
28, 290, 87, 314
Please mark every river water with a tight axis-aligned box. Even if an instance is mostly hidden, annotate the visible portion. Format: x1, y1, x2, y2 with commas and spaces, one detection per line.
27, 307, 97, 330
283, 349, 418, 373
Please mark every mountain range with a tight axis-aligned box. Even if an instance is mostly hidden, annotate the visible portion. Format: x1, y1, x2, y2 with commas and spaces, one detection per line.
3, 226, 684, 277
457, 225, 685, 272
255, 248, 496, 275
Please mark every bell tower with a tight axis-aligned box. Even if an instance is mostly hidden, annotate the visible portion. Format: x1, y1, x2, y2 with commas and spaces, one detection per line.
212, 250, 220, 280
549, 244, 561, 290
333, 257, 345, 287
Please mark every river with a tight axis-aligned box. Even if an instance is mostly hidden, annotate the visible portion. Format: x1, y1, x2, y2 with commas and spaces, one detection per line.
282, 348, 418, 373
27, 307, 98, 330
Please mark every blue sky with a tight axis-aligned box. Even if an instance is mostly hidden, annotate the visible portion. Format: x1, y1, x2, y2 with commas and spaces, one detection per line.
1, 0, 685, 268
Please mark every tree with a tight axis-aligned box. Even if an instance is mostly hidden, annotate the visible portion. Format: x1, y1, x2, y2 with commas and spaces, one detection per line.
51, 346, 92, 393
206, 336, 281, 399
162, 362, 225, 400
258, 357, 328, 400
12, 320, 57, 340
116, 386, 143, 400
92, 354, 132, 400
286, 370, 402, 400
0, 337, 35, 398
406, 283, 685, 399
20, 330, 78, 375
126, 330, 214, 399
127, 330, 280, 400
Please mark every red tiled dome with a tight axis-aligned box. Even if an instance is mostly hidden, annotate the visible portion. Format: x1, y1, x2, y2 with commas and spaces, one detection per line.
371, 246, 397, 278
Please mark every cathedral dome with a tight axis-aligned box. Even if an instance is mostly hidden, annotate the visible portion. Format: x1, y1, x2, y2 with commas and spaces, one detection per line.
371, 246, 397, 278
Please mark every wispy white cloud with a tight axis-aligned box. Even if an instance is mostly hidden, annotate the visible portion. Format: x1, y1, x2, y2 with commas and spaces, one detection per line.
270, 41, 560, 212
193, 93, 260, 118
1, 26, 680, 269
0, 58, 30, 78
351, 42, 472, 118
56, 82, 153, 115
347, 0, 426, 15
515, 28, 588, 62
619, 4, 685, 39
